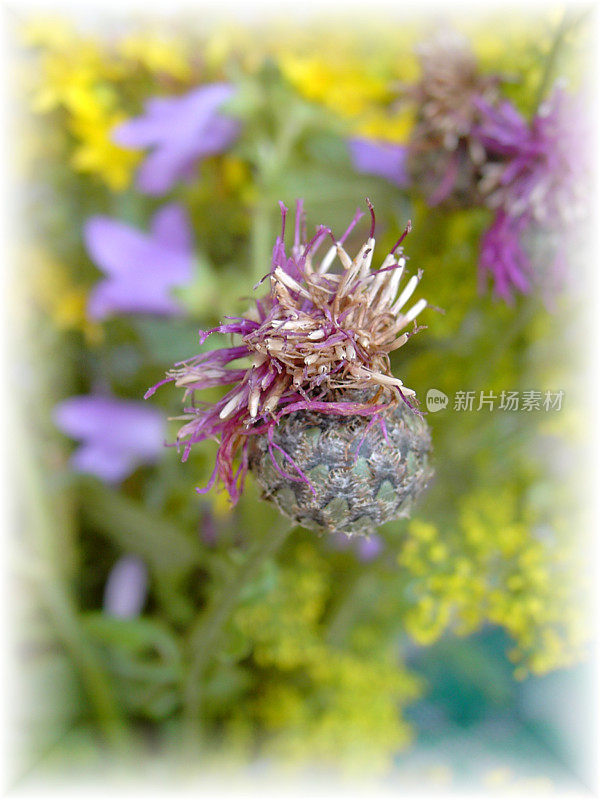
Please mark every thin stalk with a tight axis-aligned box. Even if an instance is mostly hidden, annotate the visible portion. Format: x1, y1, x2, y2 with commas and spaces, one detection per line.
250, 197, 272, 284
35, 571, 130, 749
326, 568, 378, 648
182, 518, 294, 750
16, 423, 129, 749
79, 478, 199, 574
534, 9, 583, 109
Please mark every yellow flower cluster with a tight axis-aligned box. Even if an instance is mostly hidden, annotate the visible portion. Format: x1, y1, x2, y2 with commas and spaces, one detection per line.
23, 20, 198, 191
119, 32, 192, 81
398, 486, 588, 677
203, 21, 420, 140
24, 21, 140, 190
274, 24, 419, 142
230, 542, 422, 771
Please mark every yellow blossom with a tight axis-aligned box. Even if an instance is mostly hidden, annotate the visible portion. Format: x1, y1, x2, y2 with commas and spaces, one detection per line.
69, 106, 140, 191
399, 484, 589, 677
279, 54, 390, 119
119, 33, 192, 80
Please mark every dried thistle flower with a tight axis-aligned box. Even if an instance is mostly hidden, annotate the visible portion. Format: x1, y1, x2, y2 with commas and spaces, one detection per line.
405, 29, 502, 207
147, 200, 433, 535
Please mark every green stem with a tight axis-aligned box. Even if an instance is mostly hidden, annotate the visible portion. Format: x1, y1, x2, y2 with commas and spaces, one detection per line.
79, 478, 199, 575
479, 296, 538, 386
17, 427, 129, 749
250, 197, 272, 284
36, 571, 130, 749
326, 568, 379, 648
326, 570, 364, 647
534, 9, 581, 108
182, 518, 294, 749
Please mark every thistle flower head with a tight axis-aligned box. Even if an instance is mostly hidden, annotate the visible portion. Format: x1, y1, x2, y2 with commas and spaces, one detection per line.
406, 29, 502, 206
476, 86, 588, 228
147, 201, 430, 514
475, 85, 590, 300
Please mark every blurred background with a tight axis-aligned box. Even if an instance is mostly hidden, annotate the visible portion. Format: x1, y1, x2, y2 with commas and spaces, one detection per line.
5, 3, 596, 793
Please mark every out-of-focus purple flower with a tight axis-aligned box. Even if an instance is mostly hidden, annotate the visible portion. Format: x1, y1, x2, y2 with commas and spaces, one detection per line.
348, 138, 408, 187
54, 395, 165, 483
475, 86, 589, 300
113, 83, 240, 195
356, 534, 383, 561
84, 203, 194, 319
103, 555, 148, 619
331, 531, 383, 561
199, 503, 218, 547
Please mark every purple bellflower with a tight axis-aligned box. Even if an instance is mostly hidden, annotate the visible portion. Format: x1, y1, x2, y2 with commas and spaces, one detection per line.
54, 395, 166, 483
84, 203, 194, 319
348, 138, 408, 187
113, 83, 240, 196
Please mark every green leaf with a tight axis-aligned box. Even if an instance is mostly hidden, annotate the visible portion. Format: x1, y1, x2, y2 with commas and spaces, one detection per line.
79, 479, 200, 575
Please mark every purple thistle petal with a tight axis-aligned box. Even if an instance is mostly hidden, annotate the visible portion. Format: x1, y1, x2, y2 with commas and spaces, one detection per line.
475, 86, 590, 300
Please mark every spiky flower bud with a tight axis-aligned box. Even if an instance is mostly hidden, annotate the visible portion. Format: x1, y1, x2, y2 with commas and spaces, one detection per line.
147, 200, 434, 536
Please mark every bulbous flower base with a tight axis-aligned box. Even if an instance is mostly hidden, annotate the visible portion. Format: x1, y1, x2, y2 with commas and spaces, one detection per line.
248, 397, 433, 537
